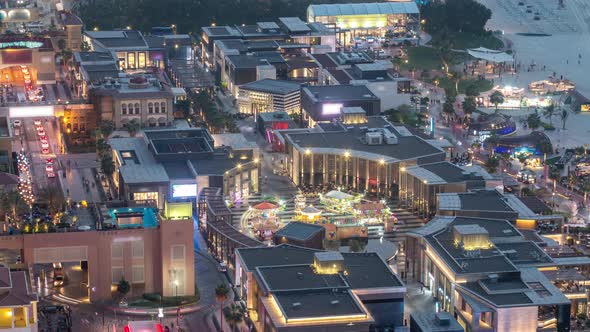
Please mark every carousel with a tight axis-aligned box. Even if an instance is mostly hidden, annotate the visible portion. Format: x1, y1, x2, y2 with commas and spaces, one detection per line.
320, 190, 362, 213
250, 202, 282, 241
298, 205, 322, 223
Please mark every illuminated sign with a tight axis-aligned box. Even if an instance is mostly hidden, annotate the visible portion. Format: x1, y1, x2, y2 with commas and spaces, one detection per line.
322, 103, 343, 116
0, 41, 43, 49
9, 106, 54, 118
172, 184, 197, 198
581, 104, 590, 112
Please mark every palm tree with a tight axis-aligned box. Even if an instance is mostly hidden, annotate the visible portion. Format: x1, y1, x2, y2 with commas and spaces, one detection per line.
442, 100, 455, 125
101, 155, 116, 176
489, 91, 505, 112
462, 96, 477, 117
215, 283, 230, 332
484, 134, 500, 154
117, 277, 130, 299
527, 112, 542, 131
484, 155, 500, 174
99, 120, 115, 138
560, 109, 569, 130
225, 303, 245, 331
543, 103, 557, 126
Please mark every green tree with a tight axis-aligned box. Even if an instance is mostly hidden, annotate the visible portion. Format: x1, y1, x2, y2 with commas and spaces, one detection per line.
39, 187, 65, 215
225, 303, 245, 330
124, 119, 140, 137
0, 191, 28, 220
543, 103, 557, 126
462, 96, 477, 116
175, 99, 192, 118
527, 112, 542, 131
489, 91, 505, 112
484, 134, 500, 153
465, 84, 480, 97
101, 155, 116, 176
442, 100, 455, 124
117, 277, 130, 298
560, 109, 569, 130
215, 283, 230, 332
99, 120, 115, 138
484, 155, 500, 174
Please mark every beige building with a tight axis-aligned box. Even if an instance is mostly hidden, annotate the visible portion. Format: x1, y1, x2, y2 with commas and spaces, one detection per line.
0, 35, 55, 84
89, 73, 174, 129
0, 267, 38, 331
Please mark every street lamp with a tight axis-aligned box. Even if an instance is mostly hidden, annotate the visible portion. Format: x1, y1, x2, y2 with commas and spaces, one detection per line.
174, 280, 179, 298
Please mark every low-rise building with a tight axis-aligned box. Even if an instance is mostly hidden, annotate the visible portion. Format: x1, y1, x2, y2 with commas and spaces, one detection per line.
0, 267, 38, 331
72, 51, 119, 98
273, 222, 325, 249
238, 79, 301, 116
109, 128, 260, 208
235, 244, 406, 331
280, 113, 445, 197
301, 84, 381, 124
406, 216, 571, 332
223, 52, 287, 96
399, 161, 497, 218
88, 73, 175, 129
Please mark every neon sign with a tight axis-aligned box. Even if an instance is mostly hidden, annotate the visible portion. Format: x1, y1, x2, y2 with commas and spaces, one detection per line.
0, 41, 43, 49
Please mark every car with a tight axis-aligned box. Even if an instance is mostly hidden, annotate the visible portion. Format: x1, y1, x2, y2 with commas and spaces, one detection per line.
41, 141, 49, 149
42, 147, 49, 154
34, 119, 42, 126
218, 262, 228, 273
53, 262, 64, 286
40, 136, 48, 142
13, 120, 21, 127
47, 172, 55, 178
526, 8, 532, 13
46, 158, 53, 164
37, 129, 45, 136
518, 1, 525, 5
534, 15, 541, 20
45, 164, 54, 172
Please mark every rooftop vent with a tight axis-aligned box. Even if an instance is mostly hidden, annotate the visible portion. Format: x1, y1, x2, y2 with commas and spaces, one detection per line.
296, 272, 304, 279
292, 302, 302, 308
435, 312, 451, 326
330, 300, 340, 305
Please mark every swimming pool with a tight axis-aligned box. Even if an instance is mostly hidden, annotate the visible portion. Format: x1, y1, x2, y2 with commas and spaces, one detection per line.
108, 207, 159, 229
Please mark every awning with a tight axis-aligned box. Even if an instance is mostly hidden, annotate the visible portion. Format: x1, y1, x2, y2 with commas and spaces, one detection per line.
325, 190, 353, 200
253, 202, 277, 210
467, 47, 513, 63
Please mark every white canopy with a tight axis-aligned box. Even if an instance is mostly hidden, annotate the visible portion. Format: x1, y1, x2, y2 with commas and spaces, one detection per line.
325, 190, 353, 200
467, 47, 513, 63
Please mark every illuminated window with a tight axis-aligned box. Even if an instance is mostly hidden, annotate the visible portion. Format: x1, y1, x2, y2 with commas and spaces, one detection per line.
148, 102, 153, 114
161, 102, 166, 113
133, 192, 158, 201
121, 152, 132, 158
138, 52, 146, 68
127, 52, 136, 69
134, 103, 140, 114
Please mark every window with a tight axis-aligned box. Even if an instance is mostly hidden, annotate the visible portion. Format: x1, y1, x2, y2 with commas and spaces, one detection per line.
128, 103, 133, 114
132, 265, 144, 283
134, 103, 140, 114
127, 52, 136, 69
132, 241, 144, 258
148, 102, 153, 114
111, 266, 124, 284
138, 52, 146, 68
111, 243, 123, 259
171, 245, 185, 261
122, 103, 127, 115
154, 103, 160, 114
133, 192, 158, 201
161, 102, 166, 113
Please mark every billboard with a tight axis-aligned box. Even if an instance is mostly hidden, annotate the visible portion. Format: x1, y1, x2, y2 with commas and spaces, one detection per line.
9, 106, 54, 118
322, 103, 343, 116
172, 184, 197, 198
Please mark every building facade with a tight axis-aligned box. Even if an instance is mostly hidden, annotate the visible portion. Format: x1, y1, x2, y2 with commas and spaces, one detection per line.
238, 79, 301, 116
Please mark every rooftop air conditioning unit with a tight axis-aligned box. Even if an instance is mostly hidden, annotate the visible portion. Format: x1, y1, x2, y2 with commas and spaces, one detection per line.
366, 131, 382, 145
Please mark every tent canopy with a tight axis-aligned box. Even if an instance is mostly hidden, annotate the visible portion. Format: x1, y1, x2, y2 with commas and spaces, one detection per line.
253, 202, 278, 210
467, 47, 513, 63
324, 190, 353, 200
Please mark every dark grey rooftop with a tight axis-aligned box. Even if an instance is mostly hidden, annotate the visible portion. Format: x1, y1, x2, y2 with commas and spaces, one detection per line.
411, 312, 464, 332
216, 39, 279, 53
274, 289, 365, 320
237, 244, 319, 272
460, 282, 532, 306
202, 26, 240, 37
286, 117, 444, 162
240, 79, 300, 95
275, 222, 324, 241
190, 156, 250, 176
163, 162, 194, 180
341, 252, 403, 288
458, 190, 514, 212
75, 51, 116, 63
302, 84, 379, 103
256, 265, 347, 292
144, 35, 165, 49
86, 30, 148, 49
413, 161, 486, 184
517, 196, 552, 214
226, 52, 286, 69
494, 242, 553, 266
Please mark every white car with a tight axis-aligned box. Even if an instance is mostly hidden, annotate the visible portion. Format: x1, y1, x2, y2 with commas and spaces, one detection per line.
13, 120, 21, 127
45, 164, 54, 172
41, 141, 49, 149
37, 129, 45, 136
34, 119, 42, 126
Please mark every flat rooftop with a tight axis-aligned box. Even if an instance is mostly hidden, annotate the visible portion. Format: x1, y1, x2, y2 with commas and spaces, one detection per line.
108, 137, 169, 184
226, 52, 286, 68
285, 116, 444, 162
406, 161, 488, 185
85, 30, 148, 49
257, 265, 347, 292
239, 79, 301, 95
202, 26, 241, 37
273, 289, 365, 320
275, 222, 324, 241
303, 84, 378, 102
